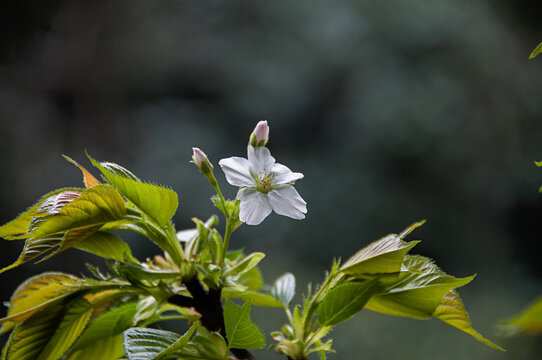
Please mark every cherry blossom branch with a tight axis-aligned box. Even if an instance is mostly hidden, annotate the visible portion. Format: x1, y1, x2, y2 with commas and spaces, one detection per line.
169, 276, 256, 360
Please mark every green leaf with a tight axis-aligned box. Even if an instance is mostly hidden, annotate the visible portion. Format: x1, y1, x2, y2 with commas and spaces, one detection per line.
317, 279, 379, 326
271, 273, 296, 308
37, 297, 94, 360
1, 186, 128, 272
501, 296, 542, 335
123, 328, 177, 360
223, 290, 284, 308
62, 155, 101, 188
224, 300, 265, 349
66, 334, 124, 360
434, 290, 503, 350
0, 272, 85, 331
0, 233, 64, 274
0, 188, 83, 238
529, 42, 542, 59
123, 327, 182, 360
2, 302, 65, 360
156, 325, 198, 359
74, 302, 138, 350
40, 225, 103, 262
237, 266, 263, 291
224, 252, 265, 278
74, 231, 134, 262
365, 255, 474, 319
340, 234, 419, 277
24, 184, 127, 238
535, 161, 542, 167
89, 156, 178, 227
188, 329, 229, 360
118, 262, 182, 281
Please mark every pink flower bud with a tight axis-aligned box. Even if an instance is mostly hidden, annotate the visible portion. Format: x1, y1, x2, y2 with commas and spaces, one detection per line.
249, 120, 270, 147
192, 147, 207, 167
192, 147, 213, 175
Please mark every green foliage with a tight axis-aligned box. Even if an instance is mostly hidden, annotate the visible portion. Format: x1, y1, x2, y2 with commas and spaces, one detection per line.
339, 235, 418, 276
74, 231, 134, 262
123, 325, 198, 360
272, 223, 502, 359
0, 128, 505, 359
37, 297, 94, 360
529, 42, 542, 59
1, 185, 127, 273
224, 300, 265, 349
88, 156, 178, 227
434, 290, 504, 350
123, 326, 228, 360
66, 334, 124, 360
317, 280, 379, 326
18, 185, 126, 239
500, 296, 542, 335
74, 302, 138, 350
0, 273, 85, 331
364, 255, 474, 319
2, 302, 65, 360
0, 188, 83, 238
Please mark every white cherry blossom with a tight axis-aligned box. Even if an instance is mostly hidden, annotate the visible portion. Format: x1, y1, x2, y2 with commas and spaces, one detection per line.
219, 146, 307, 225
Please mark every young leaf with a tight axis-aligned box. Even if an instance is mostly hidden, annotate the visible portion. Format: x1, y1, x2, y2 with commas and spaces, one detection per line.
224, 252, 265, 278
0, 188, 83, 238
270, 273, 296, 308
187, 329, 229, 360
365, 255, 474, 319
124, 323, 199, 360
237, 266, 263, 291
317, 279, 379, 326
0, 272, 85, 330
222, 290, 284, 308
0, 234, 64, 274
224, 300, 265, 349
529, 42, 542, 59
88, 156, 178, 227
1, 302, 65, 360
37, 297, 94, 360
74, 231, 135, 262
65, 334, 124, 360
500, 296, 542, 335
73, 302, 138, 350
123, 327, 182, 360
39, 225, 102, 262
118, 262, 182, 281
434, 290, 504, 350
24, 184, 127, 238
135, 323, 197, 360
340, 234, 419, 276
63, 155, 101, 188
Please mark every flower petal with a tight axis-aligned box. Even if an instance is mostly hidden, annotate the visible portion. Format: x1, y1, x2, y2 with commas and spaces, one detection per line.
272, 163, 304, 184
247, 146, 275, 173
237, 187, 273, 225
268, 185, 307, 220
176, 228, 197, 242
219, 156, 254, 187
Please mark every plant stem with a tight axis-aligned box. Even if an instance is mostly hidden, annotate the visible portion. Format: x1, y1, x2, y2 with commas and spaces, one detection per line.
169, 276, 256, 360
221, 219, 233, 266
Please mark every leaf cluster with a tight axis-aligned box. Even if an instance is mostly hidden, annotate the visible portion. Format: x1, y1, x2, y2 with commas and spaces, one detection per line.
0, 153, 504, 360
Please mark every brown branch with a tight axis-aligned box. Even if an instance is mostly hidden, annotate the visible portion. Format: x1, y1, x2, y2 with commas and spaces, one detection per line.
168, 276, 256, 360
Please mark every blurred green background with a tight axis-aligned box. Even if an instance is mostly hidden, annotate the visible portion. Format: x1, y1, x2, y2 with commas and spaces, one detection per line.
1, 1, 542, 358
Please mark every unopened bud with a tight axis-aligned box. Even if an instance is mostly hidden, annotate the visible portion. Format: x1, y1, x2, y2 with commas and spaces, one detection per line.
249, 120, 269, 147
192, 147, 213, 175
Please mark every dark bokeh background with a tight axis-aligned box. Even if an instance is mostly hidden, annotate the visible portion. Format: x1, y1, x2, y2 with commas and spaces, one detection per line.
1, 1, 542, 359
